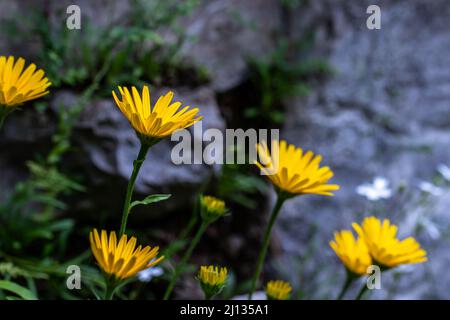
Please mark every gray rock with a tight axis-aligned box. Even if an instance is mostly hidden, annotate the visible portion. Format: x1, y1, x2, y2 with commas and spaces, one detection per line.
181, 0, 281, 91
277, 0, 450, 299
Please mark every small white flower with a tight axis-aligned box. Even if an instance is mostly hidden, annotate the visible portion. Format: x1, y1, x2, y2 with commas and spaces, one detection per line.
418, 181, 443, 196
232, 291, 267, 300
356, 177, 393, 201
137, 266, 164, 282
437, 164, 450, 181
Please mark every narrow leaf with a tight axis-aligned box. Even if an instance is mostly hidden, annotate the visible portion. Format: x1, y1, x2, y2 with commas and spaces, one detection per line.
129, 194, 171, 212
0, 280, 38, 300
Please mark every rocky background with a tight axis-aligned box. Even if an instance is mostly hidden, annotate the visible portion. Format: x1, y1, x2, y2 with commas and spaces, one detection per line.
1, 0, 450, 299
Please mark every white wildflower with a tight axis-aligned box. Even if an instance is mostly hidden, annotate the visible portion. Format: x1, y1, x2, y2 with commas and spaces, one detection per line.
437, 164, 450, 181
356, 177, 393, 201
137, 266, 164, 283
232, 291, 266, 300
418, 181, 443, 196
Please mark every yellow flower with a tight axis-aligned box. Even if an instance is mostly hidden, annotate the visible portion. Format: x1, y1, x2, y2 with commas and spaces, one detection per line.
265, 280, 292, 300
330, 230, 372, 276
198, 265, 228, 287
255, 140, 339, 197
112, 86, 202, 144
352, 216, 428, 269
200, 195, 227, 222
198, 265, 228, 298
0, 56, 51, 107
89, 229, 164, 280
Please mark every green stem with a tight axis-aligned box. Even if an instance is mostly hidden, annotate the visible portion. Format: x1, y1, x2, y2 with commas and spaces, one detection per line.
178, 175, 212, 241
248, 193, 286, 299
104, 282, 116, 300
337, 273, 355, 300
119, 143, 150, 237
178, 197, 199, 241
0, 106, 9, 130
163, 221, 209, 300
355, 282, 369, 300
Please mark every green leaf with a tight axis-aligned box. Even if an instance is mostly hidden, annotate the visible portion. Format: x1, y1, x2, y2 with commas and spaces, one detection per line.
0, 280, 38, 300
243, 107, 259, 118
129, 194, 171, 212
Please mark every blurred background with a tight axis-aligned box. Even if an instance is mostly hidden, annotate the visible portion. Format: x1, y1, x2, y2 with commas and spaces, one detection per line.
1, 0, 450, 299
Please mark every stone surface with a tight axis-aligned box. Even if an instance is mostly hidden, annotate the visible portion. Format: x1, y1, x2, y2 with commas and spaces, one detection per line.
181, 0, 281, 91
277, 0, 450, 299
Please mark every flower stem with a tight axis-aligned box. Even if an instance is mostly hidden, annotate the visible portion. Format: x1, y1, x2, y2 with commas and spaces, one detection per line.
0, 106, 9, 130
178, 197, 199, 241
337, 273, 354, 300
119, 143, 150, 237
248, 194, 286, 299
164, 221, 209, 300
176, 176, 211, 251
205, 292, 214, 300
104, 282, 116, 300
355, 282, 369, 300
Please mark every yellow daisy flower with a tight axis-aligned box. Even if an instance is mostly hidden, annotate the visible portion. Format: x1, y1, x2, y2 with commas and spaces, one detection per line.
353, 216, 428, 269
200, 195, 228, 222
112, 86, 202, 145
0, 56, 51, 107
198, 265, 228, 287
265, 280, 292, 300
89, 229, 164, 280
198, 265, 228, 299
0, 56, 51, 127
255, 139, 340, 197
330, 230, 372, 276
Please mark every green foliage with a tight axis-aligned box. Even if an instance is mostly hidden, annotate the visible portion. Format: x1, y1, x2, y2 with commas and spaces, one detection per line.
0, 164, 79, 255
0, 103, 86, 255
0, 262, 30, 279
0, 56, 98, 299
0, 280, 38, 300
280, 0, 304, 10
217, 163, 268, 209
245, 37, 333, 124
2, 0, 206, 94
